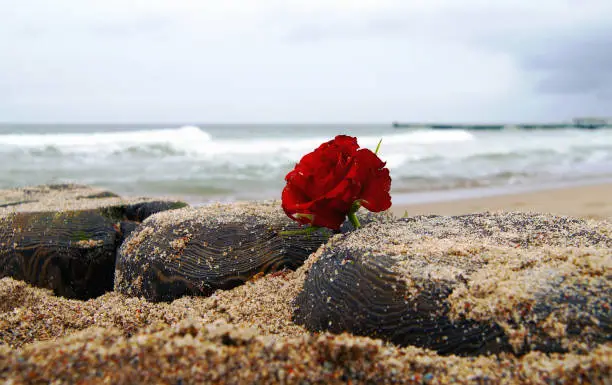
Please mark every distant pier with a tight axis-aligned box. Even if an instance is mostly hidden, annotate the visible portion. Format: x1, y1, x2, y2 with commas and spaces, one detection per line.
392, 117, 612, 130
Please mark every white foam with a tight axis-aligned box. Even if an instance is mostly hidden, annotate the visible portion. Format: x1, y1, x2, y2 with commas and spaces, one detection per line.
0, 124, 474, 154
202, 129, 475, 159
0, 125, 211, 154
362, 129, 474, 147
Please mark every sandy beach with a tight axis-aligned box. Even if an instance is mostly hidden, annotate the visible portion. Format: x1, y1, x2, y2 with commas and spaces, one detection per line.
0, 184, 610, 384
391, 182, 612, 220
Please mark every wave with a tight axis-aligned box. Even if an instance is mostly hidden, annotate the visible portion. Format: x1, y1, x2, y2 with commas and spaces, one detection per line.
0, 125, 210, 154
2, 124, 612, 199
0, 125, 474, 159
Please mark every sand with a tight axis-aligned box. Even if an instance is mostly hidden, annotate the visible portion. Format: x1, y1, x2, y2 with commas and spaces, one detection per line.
0, 266, 610, 384
0, 183, 185, 215
391, 183, 612, 220
0, 184, 611, 384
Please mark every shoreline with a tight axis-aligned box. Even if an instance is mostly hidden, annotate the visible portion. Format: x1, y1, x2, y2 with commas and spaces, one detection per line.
391, 176, 612, 205
178, 179, 612, 221
390, 182, 612, 220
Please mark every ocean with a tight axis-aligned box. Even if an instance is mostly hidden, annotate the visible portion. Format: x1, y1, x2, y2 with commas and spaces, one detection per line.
1, 124, 611, 205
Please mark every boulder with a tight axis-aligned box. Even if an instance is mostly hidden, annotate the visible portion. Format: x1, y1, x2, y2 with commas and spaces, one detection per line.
293, 212, 612, 356
115, 201, 393, 302
0, 184, 187, 299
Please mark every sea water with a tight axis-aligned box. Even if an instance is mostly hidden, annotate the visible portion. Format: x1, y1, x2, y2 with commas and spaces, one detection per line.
1, 124, 611, 203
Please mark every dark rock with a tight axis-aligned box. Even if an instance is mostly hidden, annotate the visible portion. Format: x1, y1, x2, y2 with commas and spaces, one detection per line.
293, 212, 612, 356
0, 210, 119, 299
115, 202, 393, 302
0, 184, 188, 299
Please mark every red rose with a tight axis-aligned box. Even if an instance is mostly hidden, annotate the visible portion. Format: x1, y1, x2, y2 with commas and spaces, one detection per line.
281, 135, 392, 230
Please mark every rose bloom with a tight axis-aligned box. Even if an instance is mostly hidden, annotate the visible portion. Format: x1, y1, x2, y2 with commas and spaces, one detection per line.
281, 135, 391, 230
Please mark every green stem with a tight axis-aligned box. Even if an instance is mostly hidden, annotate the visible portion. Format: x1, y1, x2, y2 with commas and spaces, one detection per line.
348, 211, 360, 229
348, 202, 361, 229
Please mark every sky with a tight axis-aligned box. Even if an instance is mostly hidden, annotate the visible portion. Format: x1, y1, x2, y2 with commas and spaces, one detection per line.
1, 0, 611, 123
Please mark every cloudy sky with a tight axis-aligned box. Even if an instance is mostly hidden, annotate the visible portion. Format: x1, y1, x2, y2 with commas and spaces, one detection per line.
1, 0, 611, 123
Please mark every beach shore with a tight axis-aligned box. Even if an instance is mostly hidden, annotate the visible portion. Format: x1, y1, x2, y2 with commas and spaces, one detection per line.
391, 182, 612, 220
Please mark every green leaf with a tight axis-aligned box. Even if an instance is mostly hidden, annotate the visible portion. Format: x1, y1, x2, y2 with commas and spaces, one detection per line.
293, 213, 314, 221
374, 139, 383, 155
279, 225, 324, 238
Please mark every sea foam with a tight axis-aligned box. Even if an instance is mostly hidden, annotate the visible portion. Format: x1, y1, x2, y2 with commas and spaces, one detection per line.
0, 125, 210, 154
0, 125, 474, 161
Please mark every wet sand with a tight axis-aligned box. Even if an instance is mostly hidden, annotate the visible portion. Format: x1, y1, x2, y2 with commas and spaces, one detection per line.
391, 183, 612, 220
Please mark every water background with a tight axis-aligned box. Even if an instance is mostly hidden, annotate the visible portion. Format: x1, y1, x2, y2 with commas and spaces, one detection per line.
1, 123, 611, 204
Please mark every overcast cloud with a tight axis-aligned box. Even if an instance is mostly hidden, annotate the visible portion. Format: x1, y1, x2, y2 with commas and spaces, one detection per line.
1, 0, 611, 123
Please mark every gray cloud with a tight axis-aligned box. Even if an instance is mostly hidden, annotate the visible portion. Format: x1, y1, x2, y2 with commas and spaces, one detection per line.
1, 0, 611, 122
280, 2, 612, 102
516, 26, 612, 98
418, 3, 612, 100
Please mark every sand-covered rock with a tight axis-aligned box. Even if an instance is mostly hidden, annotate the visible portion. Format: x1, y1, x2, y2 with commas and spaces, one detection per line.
293, 212, 612, 356
115, 202, 392, 302
0, 184, 187, 299
0, 184, 187, 220
0, 207, 610, 383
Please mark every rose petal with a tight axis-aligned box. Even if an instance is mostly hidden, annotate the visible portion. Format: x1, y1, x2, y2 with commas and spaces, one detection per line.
282, 183, 309, 210
360, 167, 392, 212
353, 149, 392, 212
330, 135, 359, 154
284, 169, 315, 201
307, 198, 349, 230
